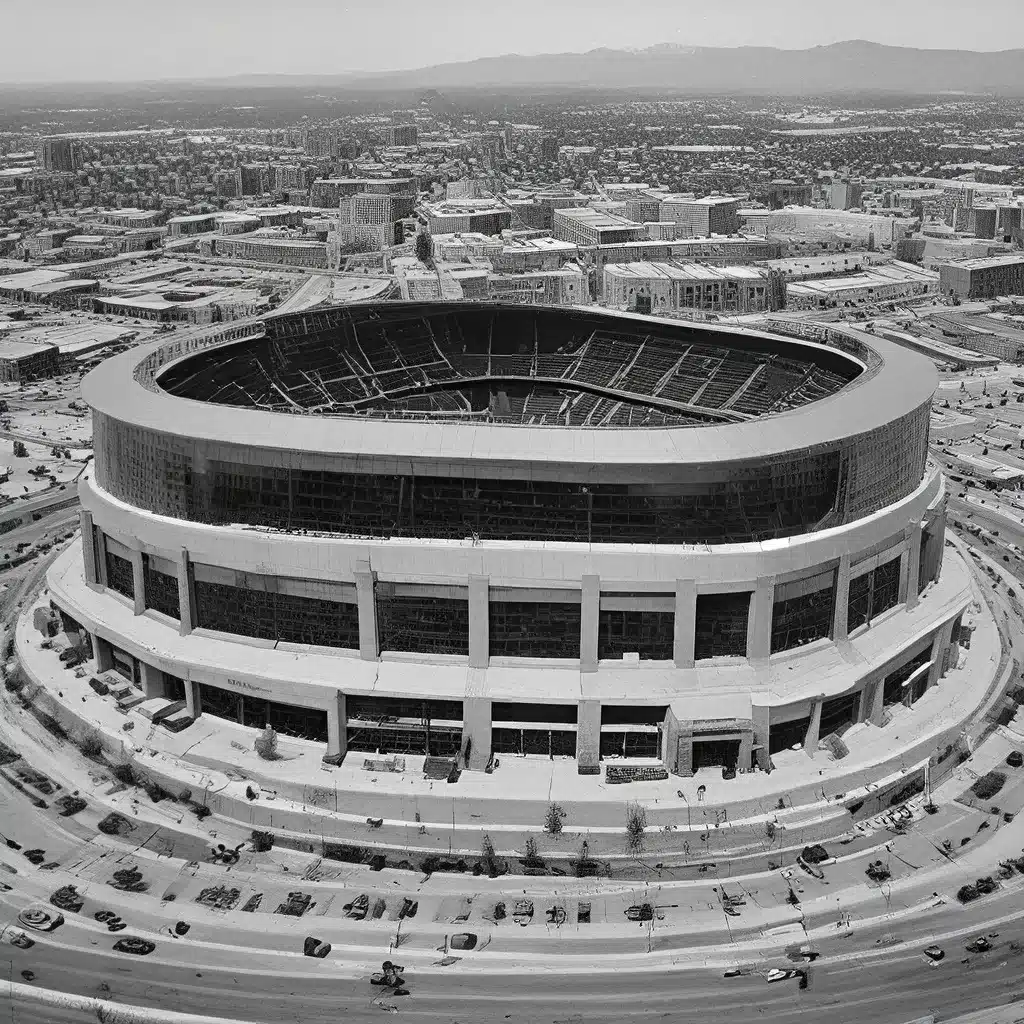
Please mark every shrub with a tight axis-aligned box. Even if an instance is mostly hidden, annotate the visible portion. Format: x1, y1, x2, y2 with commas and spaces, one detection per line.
481, 833, 502, 877
522, 836, 544, 868
77, 729, 103, 759
801, 844, 829, 865
543, 802, 565, 834
111, 763, 136, 786
145, 782, 172, 803
572, 840, 598, 878
254, 725, 279, 761
971, 771, 1007, 801
420, 854, 441, 876
251, 830, 275, 853
957, 883, 979, 903
191, 803, 211, 820
625, 802, 647, 856
12, 441, 27, 458
4, 665, 26, 693
764, 821, 777, 842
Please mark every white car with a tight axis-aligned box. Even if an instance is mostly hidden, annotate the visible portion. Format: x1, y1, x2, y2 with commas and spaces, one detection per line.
765, 968, 800, 983
17, 906, 64, 932
0, 924, 35, 949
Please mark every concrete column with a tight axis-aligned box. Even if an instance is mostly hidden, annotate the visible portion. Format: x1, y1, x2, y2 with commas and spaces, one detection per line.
80, 510, 97, 586
580, 574, 599, 673
576, 698, 601, 771
94, 636, 114, 674
747, 577, 774, 661
750, 697, 770, 771
905, 524, 923, 610
833, 554, 851, 641
324, 691, 347, 764
898, 539, 911, 605
176, 548, 192, 635
130, 548, 145, 616
928, 620, 955, 689
803, 697, 823, 754
867, 677, 886, 726
354, 563, 377, 661
737, 731, 753, 772
462, 696, 492, 770
95, 529, 108, 587
674, 579, 696, 669
138, 662, 162, 699
468, 574, 489, 669
184, 674, 199, 719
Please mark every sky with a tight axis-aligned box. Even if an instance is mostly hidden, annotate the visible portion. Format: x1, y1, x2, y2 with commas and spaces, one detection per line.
5, 0, 1024, 83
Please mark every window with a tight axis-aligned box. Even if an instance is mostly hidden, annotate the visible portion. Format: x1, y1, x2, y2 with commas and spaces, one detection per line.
695, 592, 750, 660
489, 601, 581, 659
598, 609, 674, 660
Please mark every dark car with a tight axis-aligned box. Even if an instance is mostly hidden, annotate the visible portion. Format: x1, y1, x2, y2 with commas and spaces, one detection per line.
449, 933, 477, 951
966, 936, 993, 953
303, 936, 332, 958
113, 937, 156, 956
923, 945, 945, 962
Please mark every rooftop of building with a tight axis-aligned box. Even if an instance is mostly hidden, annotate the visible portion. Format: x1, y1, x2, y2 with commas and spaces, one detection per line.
939, 253, 1024, 271
604, 261, 767, 282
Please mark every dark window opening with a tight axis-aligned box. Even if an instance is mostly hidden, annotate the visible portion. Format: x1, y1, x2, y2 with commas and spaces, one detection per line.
376, 591, 468, 656
883, 645, 932, 707
848, 555, 901, 632
163, 674, 186, 702
492, 702, 577, 724
196, 682, 327, 743
492, 727, 576, 757
695, 592, 750, 660
143, 559, 180, 620
769, 716, 811, 755
600, 705, 667, 726
489, 601, 581, 659
105, 551, 134, 600
600, 730, 662, 759
692, 738, 741, 771
819, 692, 860, 737
598, 609, 674, 660
771, 578, 835, 654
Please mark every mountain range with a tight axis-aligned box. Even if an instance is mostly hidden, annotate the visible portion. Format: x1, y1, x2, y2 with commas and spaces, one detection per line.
335, 40, 1024, 95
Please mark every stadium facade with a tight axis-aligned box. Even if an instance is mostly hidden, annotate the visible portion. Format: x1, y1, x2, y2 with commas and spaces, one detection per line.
49, 302, 966, 778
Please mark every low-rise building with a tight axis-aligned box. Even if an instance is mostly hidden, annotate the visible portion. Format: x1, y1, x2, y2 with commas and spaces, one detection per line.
422, 198, 513, 236
786, 261, 938, 309
553, 208, 647, 246
938, 254, 1024, 300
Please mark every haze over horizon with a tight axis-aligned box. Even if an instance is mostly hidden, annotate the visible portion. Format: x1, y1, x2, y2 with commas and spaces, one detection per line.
6, 0, 1024, 85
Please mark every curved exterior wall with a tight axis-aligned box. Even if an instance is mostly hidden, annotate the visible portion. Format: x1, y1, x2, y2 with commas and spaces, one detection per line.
49, 307, 970, 774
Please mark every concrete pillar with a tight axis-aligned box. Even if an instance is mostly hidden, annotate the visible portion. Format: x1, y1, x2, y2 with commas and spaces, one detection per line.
354, 562, 377, 661
176, 548, 192, 635
576, 698, 601, 771
803, 697, 823, 754
928, 620, 955, 689
468, 574, 489, 669
898, 538, 911, 605
867, 677, 886, 726
80, 510, 97, 586
138, 662, 162, 699
674, 579, 696, 669
95, 530, 108, 587
184, 674, 199, 719
747, 577, 774, 661
324, 691, 347, 764
580, 574, 599, 673
130, 548, 145, 616
751, 697, 770, 771
737, 731, 753, 773
905, 524, 923, 610
462, 696, 492, 770
833, 554, 851, 640
94, 636, 114, 674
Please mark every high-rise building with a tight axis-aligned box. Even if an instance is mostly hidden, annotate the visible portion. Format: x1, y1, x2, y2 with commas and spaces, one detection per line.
659, 196, 740, 237
388, 125, 418, 147
38, 138, 82, 173
238, 164, 270, 197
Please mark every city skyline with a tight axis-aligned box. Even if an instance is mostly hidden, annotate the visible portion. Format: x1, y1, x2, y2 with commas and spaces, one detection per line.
4, 0, 1024, 85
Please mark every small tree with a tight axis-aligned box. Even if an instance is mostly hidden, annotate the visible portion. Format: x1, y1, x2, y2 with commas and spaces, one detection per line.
481, 832, 501, 876
254, 724, 279, 761
522, 835, 544, 868
625, 801, 647, 856
12, 441, 27, 458
543, 802, 566, 834
415, 231, 433, 265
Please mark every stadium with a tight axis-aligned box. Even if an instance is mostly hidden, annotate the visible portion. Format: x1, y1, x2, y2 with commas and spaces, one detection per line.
47, 301, 969, 788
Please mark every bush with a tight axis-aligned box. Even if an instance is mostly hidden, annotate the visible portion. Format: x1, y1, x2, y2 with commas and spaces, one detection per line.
971, 771, 1007, 801
12, 441, 27, 458
191, 803, 212, 820
251, 830, 275, 853
145, 782, 172, 803
625, 802, 647, 856
522, 836, 544, 868
4, 665, 26, 693
254, 725, 279, 761
801, 844, 829, 865
481, 833, 503, 877
957, 883, 979, 903
543, 802, 566, 834
111, 763, 136, 786
77, 729, 103, 759
420, 854, 441, 876
572, 840, 598, 878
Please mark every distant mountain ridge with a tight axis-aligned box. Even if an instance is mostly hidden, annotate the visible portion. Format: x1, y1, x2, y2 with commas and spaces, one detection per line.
339, 39, 1024, 95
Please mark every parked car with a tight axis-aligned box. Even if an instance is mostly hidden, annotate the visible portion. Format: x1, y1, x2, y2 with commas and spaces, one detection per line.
18, 906, 64, 932
923, 945, 945, 962
113, 937, 156, 956
303, 936, 331, 958
0, 925, 35, 949
765, 968, 801, 983
449, 932, 477, 951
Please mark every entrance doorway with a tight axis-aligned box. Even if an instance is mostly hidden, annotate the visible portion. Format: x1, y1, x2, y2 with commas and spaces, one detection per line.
692, 738, 740, 772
